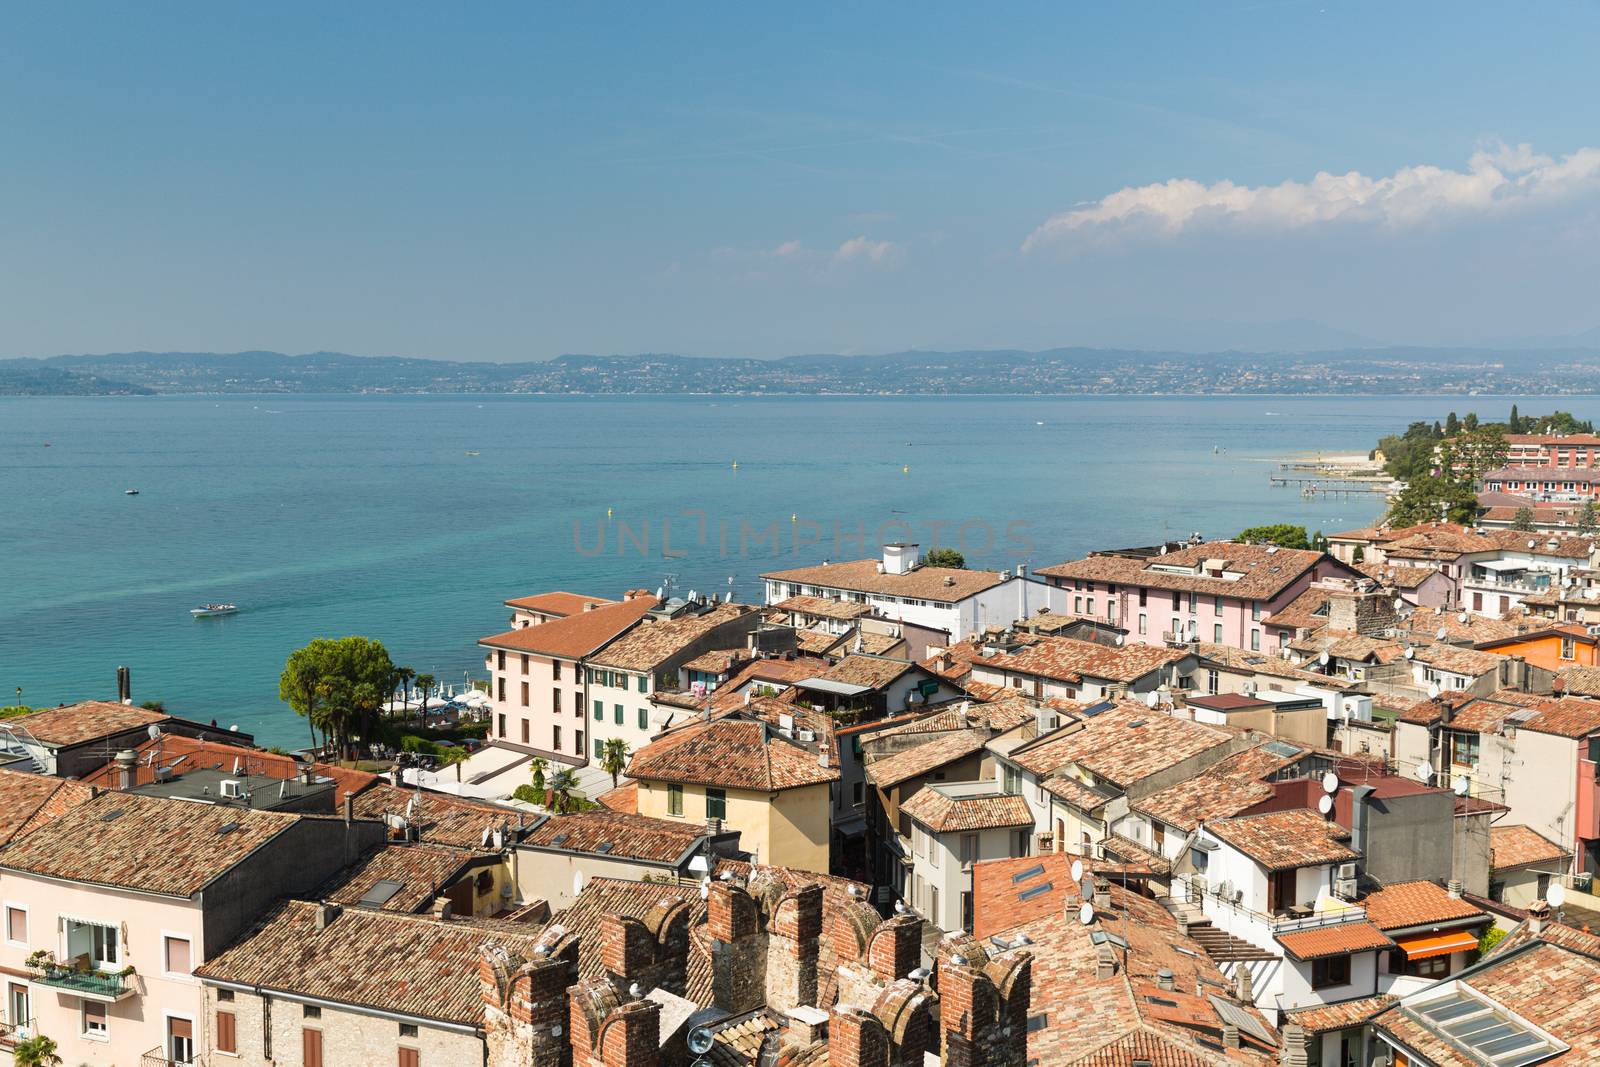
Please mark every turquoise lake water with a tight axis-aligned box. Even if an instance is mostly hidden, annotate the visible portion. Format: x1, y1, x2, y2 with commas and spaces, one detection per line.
1, 393, 1585, 747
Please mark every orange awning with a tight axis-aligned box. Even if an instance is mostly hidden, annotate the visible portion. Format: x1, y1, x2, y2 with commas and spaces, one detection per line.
1395, 930, 1479, 960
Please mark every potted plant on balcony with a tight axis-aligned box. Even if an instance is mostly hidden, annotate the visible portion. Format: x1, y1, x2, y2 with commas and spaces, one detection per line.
22, 949, 53, 975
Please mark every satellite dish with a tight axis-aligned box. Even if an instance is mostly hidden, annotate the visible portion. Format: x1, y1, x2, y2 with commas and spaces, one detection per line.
1549, 883, 1568, 908
147, 724, 162, 741
1451, 775, 1469, 796
1404, 647, 1415, 660
1070, 859, 1084, 882
1319, 651, 1330, 666
1145, 691, 1160, 708
1115, 635, 1125, 646
1394, 598, 1405, 611
1078, 902, 1095, 925
573, 870, 585, 897
1413, 762, 1434, 784
688, 1027, 717, 1055
1437, 627, 1449, 641
1457, 612, 1469, 623
1428, 683, 1442, 699
1317, 794, 1334, 815
1321, 771, 1339, 794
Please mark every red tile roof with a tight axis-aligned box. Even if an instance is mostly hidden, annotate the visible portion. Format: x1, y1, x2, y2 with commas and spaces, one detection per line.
1283, 994, 1395, 1035
1490, 824, 1572, 871
900, 787, 1033, 832
1040, 540, 1342, 602
522, 809, 706, 864
595, 780, 638, 813
863, 728, 989, 789
79, 735, 376, 804
591, 603, 758, 671
0, 768, 95, 846
626, 717, 838, 792
761, 559, 1005, 601
350, 783, 527, 851
504, 590, 615, 615
322, 844, 479, 913
1206, 809, 1358, 872
1276, 921, 1394, 961
478, 595, 659, 658
10, 700, 168, 746
1359, 880, 1487, 932
979, 635, 1192, 684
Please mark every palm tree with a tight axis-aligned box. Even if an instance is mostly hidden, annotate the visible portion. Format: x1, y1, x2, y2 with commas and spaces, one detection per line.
549, 768, 578, 813
528, 756, 549, 800
414, 672, 436, 727
14, 1034, 62, 1067
393, 665, 416, 717
600, 738, 629, 789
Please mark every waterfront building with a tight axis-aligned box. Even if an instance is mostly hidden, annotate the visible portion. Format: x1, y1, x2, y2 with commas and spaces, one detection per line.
0, 701, 253, 779
502, 589, 616, 629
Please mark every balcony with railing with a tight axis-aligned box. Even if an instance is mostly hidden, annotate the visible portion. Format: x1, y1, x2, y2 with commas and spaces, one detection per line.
0, 1016, 34, 1050
1177, 873, 1368, 955
29, 964, 137, 1002
141, 1048, 202, 1067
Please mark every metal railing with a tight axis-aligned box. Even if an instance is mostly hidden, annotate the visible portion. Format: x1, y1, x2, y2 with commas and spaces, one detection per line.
1178, 874, 1366, 934
141, 1047, 203, 1067
0, 1016, 33, 1046
31, 966, 133, 999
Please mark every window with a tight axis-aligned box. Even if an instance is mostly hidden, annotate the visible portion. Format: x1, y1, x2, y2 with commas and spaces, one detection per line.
960, 833, 979, 868
520, 654, 529, 675
593, 700, 603, 720
497, 677, 506, 702
63, 918, 119, 969
1138, 613, 1147, 635
552, 660, 561, 681
82, 1000, 108, 1039
553, 725, 561, 750
303, 1028, 324, 1067
163, 935, 192, 976
217, 989, 235, 1002
553, 689, 561, 713
1011, 829, 1029, 857
4, 905, 25, 946
1172, 592, 1181, 610
1446, 729, 1480, 767
1138, 588, 1147, 607
216, 1010, 237, 1054
1074, 596, 1082, 613
1312, 955, 1351, 989
1206, 670, 1219, 695
594, 737, 604, 758
638, 675, 648, 693
497, 713, 506, 737
399, 1048, 420, 1067
520, 681, 529, 706
614, 703, 623, 725
927, 835, 940, 868
1392, 950, 1450, 979
1250, 628, 1260, 651
1563, 636, 1577, 660
668, 783, 683, 816
575, 729, 583, 754
1213, 623, 1223, 643
1214, 596, 1223, 616
1251, 601, 1261, 622
496, 650, 506, 671
520, 719, 530, 745
1189, 593, 1197, 615
1003, 764, 1021, 794
637, 708, 648, 729
399, 1023, 419, 1038
1086, 598, 1095, 615
705, 788, 727, 821
303, 1005, 322, 1019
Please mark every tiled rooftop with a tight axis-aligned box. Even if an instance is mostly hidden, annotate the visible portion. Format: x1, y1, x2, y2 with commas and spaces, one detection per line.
862, 728, 989, 789
0, 791, 298, 897
322, 844, 477, 913
1359, 880, 1487, 932
8, 700, 168, 746
771, 595, 874, 621
1039, 540, 1336, 601
761, 558, 1005, 601
503, 590, 614, 615
1134, 772, 1274, 833
1283, 994, 1396, 1035
1490, 824, 1571, 871
479, 595, 658, 659
196, 900, 546, 1026
521, 809, 706, 864
1276, 920, 1393, 961
899, 784, 1032, 833
1206, 809, 1359, 872
0, 767, 95, 846
817, 653, 917, 690
590, 603, 757, 671
979, 634, 1191, 684
351, 782, 528, 851
626, 717, 837, 792
79, 734, 376, 804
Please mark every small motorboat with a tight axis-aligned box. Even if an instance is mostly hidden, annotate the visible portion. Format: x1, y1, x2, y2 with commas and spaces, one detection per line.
125, 488, 140, 495
465, 450, 480, 456
191, 603, 239, 618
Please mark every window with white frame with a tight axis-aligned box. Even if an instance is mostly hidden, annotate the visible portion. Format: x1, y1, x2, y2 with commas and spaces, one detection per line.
4, 905, 26, 946
82, 1000, 108, 1039
61, 917, 120, 970
164, 935, 193, 976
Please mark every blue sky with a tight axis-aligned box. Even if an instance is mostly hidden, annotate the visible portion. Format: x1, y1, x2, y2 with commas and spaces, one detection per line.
3, 2, 1599, 359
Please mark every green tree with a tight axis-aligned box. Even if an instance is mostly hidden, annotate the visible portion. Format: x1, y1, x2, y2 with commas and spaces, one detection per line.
413, 672, 437, 725
600, 737, 629, 789
1445, 411, 1460, 435
1461, 412, 1478, 432
393, 665, 415, 718
528, 756, 549, 799
279, 637, 397, 758
1446, 426, 1509, 483
13, 1034, 62, 1067
1511, 507, 1536, 532
1579, 501, 1599, 535
1352, 545, 1365, 563
1509, 403, 1521, 433
1475, 925, 1506, 962
1236, 524, 1310, 549
924, 547, 966, 568
549, 768, 578, 813
1386, 470, 1479, 527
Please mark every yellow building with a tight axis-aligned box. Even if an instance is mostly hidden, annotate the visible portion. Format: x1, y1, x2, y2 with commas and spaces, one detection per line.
626, 715, 838, 873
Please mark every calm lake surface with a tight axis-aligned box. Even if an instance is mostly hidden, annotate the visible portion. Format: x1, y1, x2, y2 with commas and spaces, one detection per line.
2, 393, 1588, 746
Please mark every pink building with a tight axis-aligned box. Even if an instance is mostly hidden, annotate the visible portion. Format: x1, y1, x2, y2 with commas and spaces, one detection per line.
0, 791, 379, 1066
478, 592, 658, 764
502, 590, 616, 630
1037, 541, 1364, 652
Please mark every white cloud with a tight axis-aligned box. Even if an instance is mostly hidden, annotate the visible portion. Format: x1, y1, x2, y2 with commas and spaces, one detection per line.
833, 235, 901, 266
771, 239, 802, 258
1022, 143, 1600, 251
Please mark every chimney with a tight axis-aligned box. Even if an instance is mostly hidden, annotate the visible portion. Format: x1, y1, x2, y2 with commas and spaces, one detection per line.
1223, 1022, 1241, 1050
114, 749, 137, 790
1092, 879, 1110, 911
314, 903, 339, 931
1447, 878, 1463, 900
1156, 968, 1175, 992
343, 794, 353, 825
830, 1008, 888, 1067
1529, 899, 1550, 936
1236, 965, 1253, 1003
116, 665, 131, 704
1096, 944, 1117, 979
1279, 1022, 1311, 1066
431, 897, 453, 920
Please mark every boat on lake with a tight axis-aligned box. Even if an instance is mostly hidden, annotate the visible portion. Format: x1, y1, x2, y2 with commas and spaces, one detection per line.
191, 603, 239, 617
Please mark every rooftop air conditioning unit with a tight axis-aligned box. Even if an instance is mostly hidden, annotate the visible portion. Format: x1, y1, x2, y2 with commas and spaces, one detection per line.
1334, 878, 1359, 901
1336, 862, 1357, 880
219, 779, 243, 799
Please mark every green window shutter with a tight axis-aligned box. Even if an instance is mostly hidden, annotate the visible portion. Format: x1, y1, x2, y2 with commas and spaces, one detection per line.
614, 704, 623, 724
593, 700, 603, 720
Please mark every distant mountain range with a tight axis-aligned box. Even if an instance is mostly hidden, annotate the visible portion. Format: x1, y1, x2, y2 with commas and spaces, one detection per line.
6, 345, 1600, 396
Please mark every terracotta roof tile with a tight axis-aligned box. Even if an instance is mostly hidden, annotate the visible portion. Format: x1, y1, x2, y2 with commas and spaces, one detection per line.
863, 729, 988, 789
595, 780, 638, 813
980, 635, 1192, 684
900, 786, 1032, 832
626, 717, 837, 792
351, 783, 527, 851
322, 844, 479, 913
1276, 921, 1393, 961
818, 654, 917, 690
1134, 773, 1275, 833
591, 603, 758, 672
503, 590, 615, 615
479, 595, 659, 659
1283, 994, 1395, 1035
1206, 809, 1358, 872
196, 900, 544, 1025
0, 791, 299, 896
10, 700, 168, 746
79, 735, 376, 805
1359, 880, 1486, 932
761, 559, 1005, 601
0, 768, 95, 846
522, 809, 705, 864
1490, 824, 1571, 871
771, 595, 874, 621
1039, 540, 1341, 602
